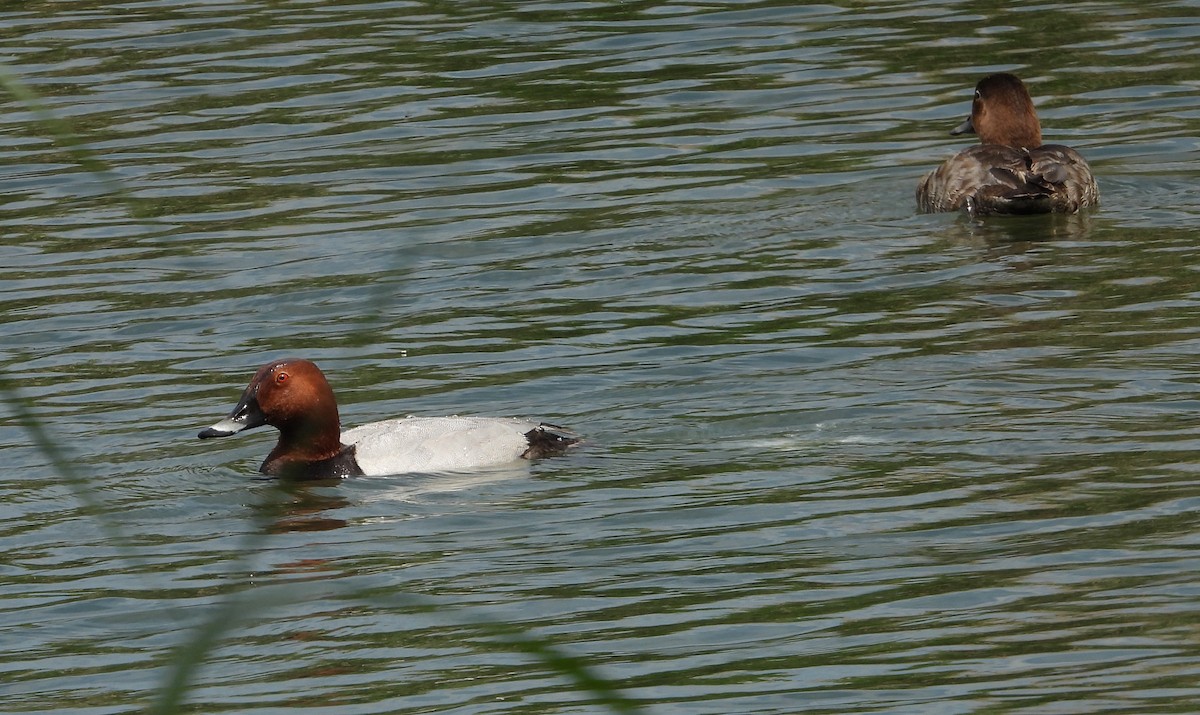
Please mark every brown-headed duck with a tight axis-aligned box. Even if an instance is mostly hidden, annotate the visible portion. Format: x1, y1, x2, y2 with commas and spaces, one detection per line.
917, 73, 1099, 216
199, 358, 580, 479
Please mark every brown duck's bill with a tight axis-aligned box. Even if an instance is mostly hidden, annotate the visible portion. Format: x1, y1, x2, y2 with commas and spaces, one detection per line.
950, 116, 975, 136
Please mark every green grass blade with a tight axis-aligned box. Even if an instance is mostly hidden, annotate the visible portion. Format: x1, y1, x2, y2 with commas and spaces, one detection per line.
0, 62, 127, 196
0, 373, 138, 556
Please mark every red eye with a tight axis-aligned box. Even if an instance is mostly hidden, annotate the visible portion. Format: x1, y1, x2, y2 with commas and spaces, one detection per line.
276, 371, 289, 384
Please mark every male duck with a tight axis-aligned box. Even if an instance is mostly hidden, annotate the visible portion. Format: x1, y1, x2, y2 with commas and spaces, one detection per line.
917, 73, 1099, 216
199, 358, 580, 479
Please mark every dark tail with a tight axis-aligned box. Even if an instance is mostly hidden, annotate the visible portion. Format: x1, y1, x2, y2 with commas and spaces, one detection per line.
522, 423, 582, 459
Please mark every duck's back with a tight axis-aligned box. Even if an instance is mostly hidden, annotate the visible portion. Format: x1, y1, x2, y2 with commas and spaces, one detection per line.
918, 144, 1098, 216
343, 416, 572, 475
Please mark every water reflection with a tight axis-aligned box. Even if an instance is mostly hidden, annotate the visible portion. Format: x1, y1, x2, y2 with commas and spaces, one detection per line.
261, 481, 350, 534
933, 209, 1100, 248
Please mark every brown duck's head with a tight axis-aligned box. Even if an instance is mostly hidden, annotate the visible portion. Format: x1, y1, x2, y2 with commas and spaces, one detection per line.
951, 72, 1043, 150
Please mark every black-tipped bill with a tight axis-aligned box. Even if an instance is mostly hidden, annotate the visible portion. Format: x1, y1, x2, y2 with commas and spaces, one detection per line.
950, 116, 975, 136
198, 393, 266, 439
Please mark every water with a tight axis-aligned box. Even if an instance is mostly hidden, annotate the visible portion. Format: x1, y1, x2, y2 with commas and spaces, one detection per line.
3, 1, 1200, 713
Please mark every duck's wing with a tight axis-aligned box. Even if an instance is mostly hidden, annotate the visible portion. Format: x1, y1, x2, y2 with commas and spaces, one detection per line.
918, 145, 1025, 213
975, 146, 1099, 215
919, 145, 1098, 216
1029, 145, 1100, 211
343, 416, 578, 475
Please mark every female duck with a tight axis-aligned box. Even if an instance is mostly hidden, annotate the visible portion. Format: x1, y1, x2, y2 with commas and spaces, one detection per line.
199, 358, 579, 479
917, 73, 1098, 216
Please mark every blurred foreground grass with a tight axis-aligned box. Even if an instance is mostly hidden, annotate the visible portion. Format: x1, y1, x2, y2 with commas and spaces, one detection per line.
1, 63, 645, 715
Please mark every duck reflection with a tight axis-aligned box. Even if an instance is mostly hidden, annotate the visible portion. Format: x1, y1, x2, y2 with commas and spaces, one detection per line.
257, 480, 349, 534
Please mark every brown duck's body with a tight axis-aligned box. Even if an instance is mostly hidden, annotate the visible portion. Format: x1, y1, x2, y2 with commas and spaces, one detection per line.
917, 143, 1098, 216
916, 73, 1099, 216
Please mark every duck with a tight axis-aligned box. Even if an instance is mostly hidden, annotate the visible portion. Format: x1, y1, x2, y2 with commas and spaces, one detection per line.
916, 73, 1099, 216
198, 358, 580, 479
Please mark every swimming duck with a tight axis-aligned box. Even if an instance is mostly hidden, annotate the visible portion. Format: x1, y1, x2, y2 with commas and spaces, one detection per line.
199, 358, 580, 479
917, 73, 1099, 216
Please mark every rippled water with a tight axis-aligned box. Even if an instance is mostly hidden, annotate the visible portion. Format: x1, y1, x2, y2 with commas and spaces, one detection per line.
4, 1, 1200, 713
